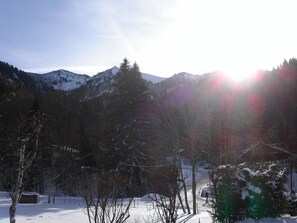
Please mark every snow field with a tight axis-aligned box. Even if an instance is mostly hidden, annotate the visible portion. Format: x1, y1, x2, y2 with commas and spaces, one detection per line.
1, 164, 296, 222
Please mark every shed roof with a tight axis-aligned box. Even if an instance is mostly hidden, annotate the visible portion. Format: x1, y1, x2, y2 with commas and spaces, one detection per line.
240, 141, 295, 162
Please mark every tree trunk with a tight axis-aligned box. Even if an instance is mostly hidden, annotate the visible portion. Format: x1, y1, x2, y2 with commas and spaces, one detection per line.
177, 190, 186, 214
192, 163, 197, 215
178, 158, 191, 214
8, 117, 42, 223
9, 144, 26, 223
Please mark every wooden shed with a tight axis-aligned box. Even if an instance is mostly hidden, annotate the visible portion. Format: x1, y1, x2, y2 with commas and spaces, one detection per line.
19, 192, 40, 203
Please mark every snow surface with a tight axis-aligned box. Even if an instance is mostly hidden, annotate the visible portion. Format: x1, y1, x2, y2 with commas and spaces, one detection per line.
1, 193, 296, 223
0, 190, 212, 223
1, 164, 296, 223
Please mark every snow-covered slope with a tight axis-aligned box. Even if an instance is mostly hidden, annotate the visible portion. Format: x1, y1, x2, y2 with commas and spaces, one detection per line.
142, 72, 165, 83
40, 69, 90, 91
91, 66, 119, 82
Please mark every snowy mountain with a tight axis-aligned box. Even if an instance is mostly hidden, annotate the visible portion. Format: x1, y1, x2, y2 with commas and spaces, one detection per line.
1, 60, 199, 102
91, 66, 119, 83
28, 67, 165, 92
29, 66, 164, 100
73, 67, 119, 100
34, 69, 90, 91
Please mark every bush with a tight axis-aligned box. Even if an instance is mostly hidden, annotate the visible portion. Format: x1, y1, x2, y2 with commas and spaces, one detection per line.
247, 163, 287, 219
210, 164, 248, 222
210, 163, 288, 222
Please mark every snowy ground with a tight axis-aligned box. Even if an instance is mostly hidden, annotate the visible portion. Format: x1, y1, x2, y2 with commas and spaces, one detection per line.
1, 164, 296, 223
0, 191, 212, 223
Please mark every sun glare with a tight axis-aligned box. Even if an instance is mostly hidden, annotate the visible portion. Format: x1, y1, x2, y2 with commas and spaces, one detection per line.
222, 67, 255, 83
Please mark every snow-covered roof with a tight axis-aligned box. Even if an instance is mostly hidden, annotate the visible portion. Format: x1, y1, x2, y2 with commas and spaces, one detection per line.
240, 141, 295, 161
21, 192, 40, 196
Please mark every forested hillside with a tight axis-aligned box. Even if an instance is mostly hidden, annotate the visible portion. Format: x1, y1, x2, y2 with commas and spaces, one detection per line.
1, 58, 297, 196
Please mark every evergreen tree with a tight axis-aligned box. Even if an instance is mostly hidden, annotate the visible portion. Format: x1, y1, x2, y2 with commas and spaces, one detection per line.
210, 163, 289, 222
98, 58, 150, 195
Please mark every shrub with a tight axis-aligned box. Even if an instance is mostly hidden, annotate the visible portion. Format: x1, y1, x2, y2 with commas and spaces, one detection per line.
210, 163, 288, 222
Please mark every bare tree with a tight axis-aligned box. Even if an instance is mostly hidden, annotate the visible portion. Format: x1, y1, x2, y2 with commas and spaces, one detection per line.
9, 103, 44, 223
180, 94, 211, 215
149, 166, 179, 223
79, 169, 133, 223
151, 99, 191, 214
152, 86, 212, 216
46, 145, 70, 204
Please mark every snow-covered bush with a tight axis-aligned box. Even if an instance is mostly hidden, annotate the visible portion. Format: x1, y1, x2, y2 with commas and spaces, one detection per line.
210, 164, 249, 222
247, 163, 288, 219
210, 163, 288, 222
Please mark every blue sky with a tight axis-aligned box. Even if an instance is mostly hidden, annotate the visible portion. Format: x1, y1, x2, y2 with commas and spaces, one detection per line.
1, 0, 297, 77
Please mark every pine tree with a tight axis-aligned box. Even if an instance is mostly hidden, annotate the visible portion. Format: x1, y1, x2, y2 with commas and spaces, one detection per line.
98, 58, 150, 195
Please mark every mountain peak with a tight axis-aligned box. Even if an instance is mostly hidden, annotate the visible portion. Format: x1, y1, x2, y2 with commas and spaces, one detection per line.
111, 66, 119, 75
41, 69, 90, 91
92, 66, 119, 81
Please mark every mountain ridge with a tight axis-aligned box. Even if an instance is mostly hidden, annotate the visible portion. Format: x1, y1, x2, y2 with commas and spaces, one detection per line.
1, 60, 203, 101
28, 66, 166, 91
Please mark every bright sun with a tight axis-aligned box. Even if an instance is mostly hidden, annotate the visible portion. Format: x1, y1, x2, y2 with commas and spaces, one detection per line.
217, 56, 259, 83
222, 67, 256, 82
